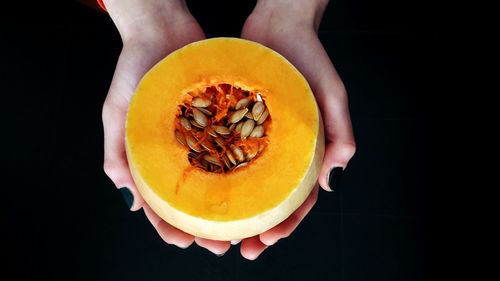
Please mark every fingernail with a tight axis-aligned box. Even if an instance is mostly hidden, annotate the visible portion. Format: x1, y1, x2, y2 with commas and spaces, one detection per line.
216, 252, 226, 257
119, 187, 134, 209
327, 167, 343, 191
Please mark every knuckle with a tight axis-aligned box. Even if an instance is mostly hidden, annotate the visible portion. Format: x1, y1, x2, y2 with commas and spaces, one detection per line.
103, 159, 118, 179
340, 142, 356, 158
101, 101, 113, 122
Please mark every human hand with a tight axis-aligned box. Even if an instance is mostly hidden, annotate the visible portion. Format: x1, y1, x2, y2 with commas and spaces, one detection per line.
102, 0, 259, 257
102, 0, 207, 248
239, 0, 356, 259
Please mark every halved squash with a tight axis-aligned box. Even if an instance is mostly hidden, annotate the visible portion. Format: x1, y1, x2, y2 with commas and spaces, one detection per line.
126, 38, 324, 241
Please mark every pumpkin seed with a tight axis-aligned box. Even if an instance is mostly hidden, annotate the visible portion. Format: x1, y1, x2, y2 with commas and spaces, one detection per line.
249, 125, 264, 138
188, 152, 198, 160
212, 125, 231, 135
180, 117, 191, 131
231, 145, 245, 162
235, 122, 244, 133
192, 97, 211, 108
186, 134, 202, 152
196, 107, 213, 116
175, 130, 186, 145
203, 154, 222, 166
235, 97, 250, 110
256, 108, 269, 125
228, 123, 236, 131
234, 162, 248, 170
240, 119, 255, 139
229, 108, 248, 124
214, 137, 225, 148
190, 119, 204, 129
245, 147, 258, 161
222, 154, 232, 168
245, 111, 253, 119
201, 139, 215, 152
207, 127, 218, 138
200, 158, 211, 170
258, 143, 266, 153
192, 108, 208, 128
252, 102, 265, 121
226, 150, 237, 165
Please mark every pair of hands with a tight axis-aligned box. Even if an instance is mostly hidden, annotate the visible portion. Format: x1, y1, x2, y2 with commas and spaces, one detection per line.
102, 0, 355, 260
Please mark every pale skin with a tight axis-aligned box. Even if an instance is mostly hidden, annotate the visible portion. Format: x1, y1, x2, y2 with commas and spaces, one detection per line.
102, 0, 355, 260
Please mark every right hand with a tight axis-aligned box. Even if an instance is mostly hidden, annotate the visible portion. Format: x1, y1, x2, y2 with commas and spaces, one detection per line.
238, 0, 356, 259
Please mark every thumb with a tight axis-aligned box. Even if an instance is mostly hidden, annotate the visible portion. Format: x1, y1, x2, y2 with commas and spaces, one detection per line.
102, 96, 144, 211
101, 43, 158, 211
316, 85, 356, 192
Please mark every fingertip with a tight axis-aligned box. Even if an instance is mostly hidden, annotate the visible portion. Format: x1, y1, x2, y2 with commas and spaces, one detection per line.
241, 236, 268, 260
117, 186, 143, 211
241, 250, 261, 261
194, 237, 231, 256
319, 142, 355, 192
128, 189, 144, 211
103, 159, 144, 211
159, 221, 195, 248
231, 239, 242, 245
143, 205, 195, 248
176, 238, 195, 249
118, 187, 134, 209
259, 234, 278, 246
318, 177, 333, 192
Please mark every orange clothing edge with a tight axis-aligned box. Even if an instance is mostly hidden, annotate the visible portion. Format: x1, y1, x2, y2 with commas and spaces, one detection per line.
97, 0, 107, 12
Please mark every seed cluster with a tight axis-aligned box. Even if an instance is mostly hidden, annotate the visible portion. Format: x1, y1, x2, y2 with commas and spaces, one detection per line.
174, 84, 270, 173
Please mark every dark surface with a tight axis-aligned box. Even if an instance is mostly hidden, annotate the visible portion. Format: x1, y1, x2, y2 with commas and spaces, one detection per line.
2, 0, 431, 280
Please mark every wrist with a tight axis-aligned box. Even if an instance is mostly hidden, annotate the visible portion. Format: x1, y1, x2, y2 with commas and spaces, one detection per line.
253, 0, 328, 30
103, 0, 191, 43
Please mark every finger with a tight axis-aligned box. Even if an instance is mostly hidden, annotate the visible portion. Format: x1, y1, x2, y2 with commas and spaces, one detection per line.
304, 35, 355, 191
101, 43, 155, 212
143, 205, 194, 249
315, 86, 356, 191
102, 98, 144, 211
259, 185, 319, 246
194, 237, 231, 256
231, 239, 242, 245
240, 236, 268, 260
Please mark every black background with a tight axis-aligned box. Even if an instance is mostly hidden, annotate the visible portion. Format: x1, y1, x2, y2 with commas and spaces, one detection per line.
2, 0, 434, 280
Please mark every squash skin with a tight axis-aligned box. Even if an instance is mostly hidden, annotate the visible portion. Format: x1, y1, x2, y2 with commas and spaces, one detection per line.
126, 38, 324, 240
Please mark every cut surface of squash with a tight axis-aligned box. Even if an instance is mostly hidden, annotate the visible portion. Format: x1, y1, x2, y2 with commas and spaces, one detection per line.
126, 38, 324, 240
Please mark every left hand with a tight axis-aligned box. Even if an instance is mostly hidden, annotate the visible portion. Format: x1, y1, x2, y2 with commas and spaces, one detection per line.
238, 0, 356, 260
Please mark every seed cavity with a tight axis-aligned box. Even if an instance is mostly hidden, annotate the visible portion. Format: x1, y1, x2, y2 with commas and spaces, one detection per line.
175, 84, 271, 173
